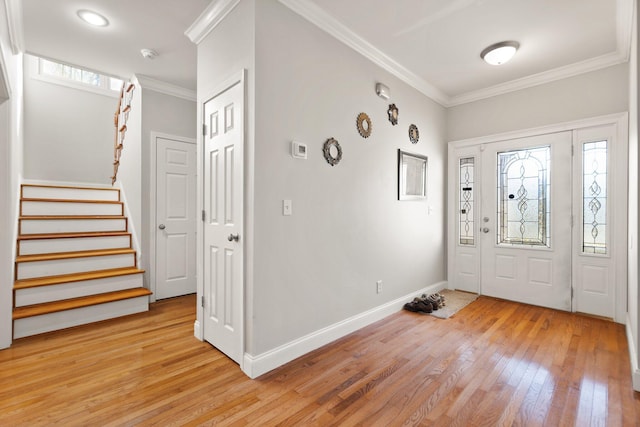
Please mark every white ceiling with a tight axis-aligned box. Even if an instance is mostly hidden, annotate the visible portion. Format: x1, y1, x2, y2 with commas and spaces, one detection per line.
17, 0, 632, 105
21, 0, 210, 91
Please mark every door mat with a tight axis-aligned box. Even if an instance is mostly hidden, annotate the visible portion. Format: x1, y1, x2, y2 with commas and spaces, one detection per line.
429, 289, 478, 319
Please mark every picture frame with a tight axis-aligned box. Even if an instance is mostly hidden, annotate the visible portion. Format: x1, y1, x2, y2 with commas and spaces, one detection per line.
398, 149, 428, 201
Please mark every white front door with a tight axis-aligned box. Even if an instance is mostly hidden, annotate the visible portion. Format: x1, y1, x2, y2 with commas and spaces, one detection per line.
480, 132, 573, 311
202, 80, 244, 364
156, 137, 197, 300
449, 117, 627, 321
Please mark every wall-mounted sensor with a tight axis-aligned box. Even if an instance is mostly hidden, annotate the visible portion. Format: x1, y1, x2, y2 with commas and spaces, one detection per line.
376, 82, 390, 100
291, 141, 307, 159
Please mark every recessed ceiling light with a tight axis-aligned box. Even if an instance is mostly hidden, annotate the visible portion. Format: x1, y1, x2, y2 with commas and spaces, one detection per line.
481, 41, 520, 66
77, 10, 109, 27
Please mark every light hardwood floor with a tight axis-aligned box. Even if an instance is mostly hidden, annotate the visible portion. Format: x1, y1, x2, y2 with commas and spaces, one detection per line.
1, 294, 639, 426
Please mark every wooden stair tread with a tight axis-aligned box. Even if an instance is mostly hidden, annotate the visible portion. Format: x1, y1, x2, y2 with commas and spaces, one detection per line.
14, 267, 145, 290
19, 215, 126, 220
16, 248, 135, 263
21, 198, 123, 205
12, 288, 152, 320
22, 184, 120, 192
18, 231, 131, 240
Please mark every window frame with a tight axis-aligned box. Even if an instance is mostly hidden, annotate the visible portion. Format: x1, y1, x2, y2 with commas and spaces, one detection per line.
30, 56, 123, 98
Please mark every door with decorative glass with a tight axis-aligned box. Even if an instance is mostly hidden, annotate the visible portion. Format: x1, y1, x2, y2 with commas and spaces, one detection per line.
480, 132, 573, 311
449, 117, 627, 321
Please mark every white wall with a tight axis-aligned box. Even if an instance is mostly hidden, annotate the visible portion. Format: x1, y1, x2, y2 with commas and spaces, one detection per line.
447, 63, 629, 141
22, 56, 114, 185
197, 0, 447, 366
116, 77, 143, 270
628, 0, 640, 391
196, 0, 256, 346
0, 0, 23, 349
139, 88, 196, 290
249, 1, 447, 356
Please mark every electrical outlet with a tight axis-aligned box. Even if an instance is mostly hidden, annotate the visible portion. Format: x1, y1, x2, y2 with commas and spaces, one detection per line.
376, 280, 382, 294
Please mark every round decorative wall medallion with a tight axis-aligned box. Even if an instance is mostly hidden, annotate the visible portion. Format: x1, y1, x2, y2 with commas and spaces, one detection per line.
409, 124, 419, 144
387, 104, 399, 126
323, 137, 342, 166
356, 112, 372, 138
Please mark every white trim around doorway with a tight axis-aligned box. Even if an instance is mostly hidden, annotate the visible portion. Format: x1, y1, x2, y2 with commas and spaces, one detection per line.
447, 112, 629, 324
148, 131, 197, 303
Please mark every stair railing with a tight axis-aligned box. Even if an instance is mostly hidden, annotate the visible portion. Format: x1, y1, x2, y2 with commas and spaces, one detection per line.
111, 82, 135, 185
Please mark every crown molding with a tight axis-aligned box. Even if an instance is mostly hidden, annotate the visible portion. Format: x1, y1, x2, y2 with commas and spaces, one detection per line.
279, 0, 634, 108
0, 49, 10, 100
448, 51, 628, 107
4, 0, 24, 54
134, 75, 196, 102
277, 0, 449, 106
185, 0, 241, 45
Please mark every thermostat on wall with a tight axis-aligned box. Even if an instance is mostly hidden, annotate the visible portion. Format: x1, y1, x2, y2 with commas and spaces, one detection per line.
291, 141, 307, 159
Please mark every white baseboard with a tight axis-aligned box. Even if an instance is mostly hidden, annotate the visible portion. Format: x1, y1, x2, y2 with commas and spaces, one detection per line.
626, 314, 640, 391
242, 281, 447, 379
193, 320, 202, 340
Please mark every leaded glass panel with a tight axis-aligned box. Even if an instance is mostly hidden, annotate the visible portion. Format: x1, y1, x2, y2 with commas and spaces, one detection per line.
582, 140, 608, 254
459, 157, 474, 245
497, 146, 550, 247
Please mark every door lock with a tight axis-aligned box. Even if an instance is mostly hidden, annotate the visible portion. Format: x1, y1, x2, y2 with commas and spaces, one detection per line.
228, 233, 240, 242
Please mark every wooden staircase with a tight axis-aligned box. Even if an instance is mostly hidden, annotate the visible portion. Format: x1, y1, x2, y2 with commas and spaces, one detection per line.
13, 184, 150, 339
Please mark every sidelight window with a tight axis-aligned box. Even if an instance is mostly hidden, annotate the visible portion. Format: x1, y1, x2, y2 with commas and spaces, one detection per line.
582, 141, 608, 254
459, 157, 475, 245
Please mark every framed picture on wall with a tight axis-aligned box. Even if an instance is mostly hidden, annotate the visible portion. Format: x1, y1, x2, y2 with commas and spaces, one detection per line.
398, 149, 428, 201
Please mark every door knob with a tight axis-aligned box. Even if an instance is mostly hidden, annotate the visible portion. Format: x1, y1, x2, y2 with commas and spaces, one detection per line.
482, 227, 490, 233
228, 233, 240, 242
158, 224, 166, 230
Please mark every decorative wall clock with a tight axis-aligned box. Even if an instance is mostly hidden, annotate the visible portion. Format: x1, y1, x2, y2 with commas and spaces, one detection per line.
387, 104, 399, 126
409, 124, 419, 144
356, 112, 372, 138
323, 137, 342, 166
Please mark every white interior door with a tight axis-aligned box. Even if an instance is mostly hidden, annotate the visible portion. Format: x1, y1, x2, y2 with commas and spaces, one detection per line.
156, 137, 197, 300
480, 132, 572, 311
202, 80, 244, 364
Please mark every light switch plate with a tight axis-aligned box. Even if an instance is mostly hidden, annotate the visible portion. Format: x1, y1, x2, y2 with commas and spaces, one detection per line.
283, 199, 292, 216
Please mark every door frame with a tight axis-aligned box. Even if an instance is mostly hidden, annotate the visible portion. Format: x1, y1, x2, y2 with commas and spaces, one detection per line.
447, 112, 628, 323
195, 70, 248, 373
149, 132, 197, 303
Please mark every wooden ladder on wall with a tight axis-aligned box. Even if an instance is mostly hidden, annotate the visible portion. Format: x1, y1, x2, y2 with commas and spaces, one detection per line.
13, 184, 150, 339
111, 82, 134, 185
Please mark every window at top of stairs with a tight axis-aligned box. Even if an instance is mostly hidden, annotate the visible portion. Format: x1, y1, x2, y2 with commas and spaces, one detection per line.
31, 56, 123, 98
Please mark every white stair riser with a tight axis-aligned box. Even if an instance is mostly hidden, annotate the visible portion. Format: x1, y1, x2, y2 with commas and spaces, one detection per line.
20, 218, 127, 234
15, 273, 143, 307
22, 186, 119, 202
19, 235, 131, 255
17, 253, 135, 280
13, 296, 149, 339
22, 201, 123, 216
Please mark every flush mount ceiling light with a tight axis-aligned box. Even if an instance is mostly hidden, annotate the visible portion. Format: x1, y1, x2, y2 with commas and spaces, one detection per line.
140, 48, 159, 60
480, 41, 520, 65
77, 9, 109, 27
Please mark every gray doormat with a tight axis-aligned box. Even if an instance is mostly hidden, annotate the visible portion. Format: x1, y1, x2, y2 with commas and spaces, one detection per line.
429, 289, 478, 319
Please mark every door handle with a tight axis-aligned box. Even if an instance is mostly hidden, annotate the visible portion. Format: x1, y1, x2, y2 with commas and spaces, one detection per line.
228, 233, 240, 242
482, 227, 490, 233
158, 224, 166, 230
